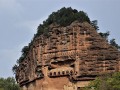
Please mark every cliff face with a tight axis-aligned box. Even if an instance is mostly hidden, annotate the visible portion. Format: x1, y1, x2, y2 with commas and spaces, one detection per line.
16, 21, 120, 90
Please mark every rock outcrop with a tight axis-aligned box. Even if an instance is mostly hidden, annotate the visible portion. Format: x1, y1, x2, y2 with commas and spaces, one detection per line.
16, 21, 120, 90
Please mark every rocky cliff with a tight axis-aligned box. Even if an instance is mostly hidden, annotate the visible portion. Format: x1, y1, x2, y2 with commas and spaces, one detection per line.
15, 21, 120, 90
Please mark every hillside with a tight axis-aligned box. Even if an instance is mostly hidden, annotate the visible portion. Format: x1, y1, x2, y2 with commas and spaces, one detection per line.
12, 7, 120, 90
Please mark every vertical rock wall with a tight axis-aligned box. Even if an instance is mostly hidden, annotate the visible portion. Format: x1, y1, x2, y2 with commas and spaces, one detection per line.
17, 21, 120, 90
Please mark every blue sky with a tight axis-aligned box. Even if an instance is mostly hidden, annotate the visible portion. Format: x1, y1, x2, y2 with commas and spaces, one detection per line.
0, 0, 120, 78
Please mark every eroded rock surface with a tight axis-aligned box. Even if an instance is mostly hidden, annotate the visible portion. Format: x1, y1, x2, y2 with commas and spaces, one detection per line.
16, 21, 120, 90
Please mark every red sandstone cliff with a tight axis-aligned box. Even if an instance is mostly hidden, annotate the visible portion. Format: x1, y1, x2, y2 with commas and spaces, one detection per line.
16, 21, 120, 90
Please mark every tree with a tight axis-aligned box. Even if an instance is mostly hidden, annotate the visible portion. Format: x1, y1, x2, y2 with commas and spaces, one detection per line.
21, 46, 29, 55
36, 7, 90, 37
90, 20, 119, 49
99, 31, 110, 41
85, 72, 120, 90
91, 20, 99, 31
0, 77, 20, 90
110, 39, 120, 50
16, 46, 29, 64
12, 64, 18, 74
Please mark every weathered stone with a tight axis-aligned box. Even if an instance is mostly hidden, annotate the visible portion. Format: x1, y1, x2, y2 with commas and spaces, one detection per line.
16, 21, 120, 90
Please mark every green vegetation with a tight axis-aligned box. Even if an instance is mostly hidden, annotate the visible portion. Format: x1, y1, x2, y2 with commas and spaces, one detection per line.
0, 77, 20, 90
12, 46, 29, 74
91, 20, 99, 31
94, 21, 120, 49
18, 46, 29, 63
110, 39, 120, 49
12, 64, 18, 75
36, 7, 90, 37
85, 72, 120, 90
99, 31, 110, 41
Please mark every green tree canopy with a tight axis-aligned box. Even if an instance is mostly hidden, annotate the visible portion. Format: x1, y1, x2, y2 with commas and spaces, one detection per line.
99, 31, 110, 41
85, 72, 120, 90
110, 39, 120, 50
36, 7, 90, 36
91, 20, 99, 31
0, 77, 20, 90
12, 64, 18, 74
